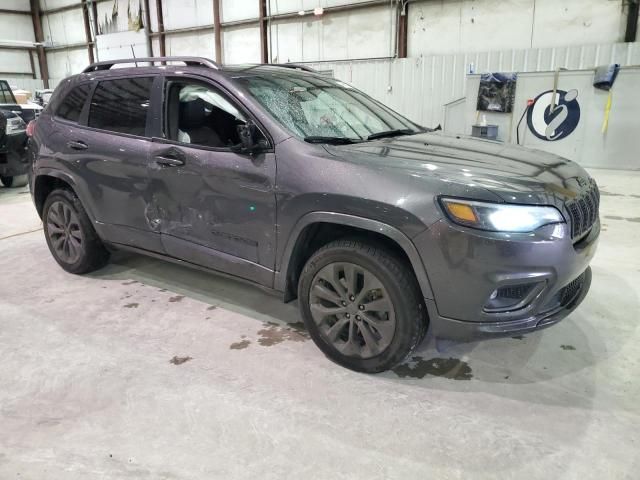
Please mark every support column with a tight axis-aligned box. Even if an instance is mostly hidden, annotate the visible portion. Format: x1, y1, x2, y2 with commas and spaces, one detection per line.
29, 0, 49, 89
397, 1, 408, 58
259, 0, 268, 63
213, 0, 222, 63
155, 0, 166, 58
81, 0, 95, 64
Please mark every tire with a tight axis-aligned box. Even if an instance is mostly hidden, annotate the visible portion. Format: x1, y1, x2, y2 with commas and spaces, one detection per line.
298, 238, 428, 373
0, 174, 28, 188
42, 188, 110, 274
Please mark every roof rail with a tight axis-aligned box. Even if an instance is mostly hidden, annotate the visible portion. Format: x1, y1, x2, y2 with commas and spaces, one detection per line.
82, 56, 219, 73
275, 63, 317, 73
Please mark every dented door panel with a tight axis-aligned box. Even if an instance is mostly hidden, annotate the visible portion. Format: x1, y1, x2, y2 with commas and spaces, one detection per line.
147, 141, 277, 286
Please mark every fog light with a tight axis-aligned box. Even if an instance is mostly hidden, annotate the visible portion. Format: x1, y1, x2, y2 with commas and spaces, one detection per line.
484, 283, 542, 313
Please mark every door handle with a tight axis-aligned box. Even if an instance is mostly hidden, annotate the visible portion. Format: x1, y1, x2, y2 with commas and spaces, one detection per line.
154, 155, 185, 167
67, 140, 88, 150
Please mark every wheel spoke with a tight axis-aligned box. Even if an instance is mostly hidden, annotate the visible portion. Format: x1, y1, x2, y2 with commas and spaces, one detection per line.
362, 312, 395, 342
317, 264, 347, 298
324, 317, 350, 342
363, 297, 391, 312
358, 321, 381, 356
312, 283, 343, 305
355, 274, 384, 304
310, 303, 346, 318
343, 263, 358, 296
48, 224, 64, 235
69, 227, 82, 243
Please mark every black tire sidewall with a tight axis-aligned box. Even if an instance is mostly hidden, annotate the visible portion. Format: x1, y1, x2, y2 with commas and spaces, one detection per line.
299, 244, 425, 373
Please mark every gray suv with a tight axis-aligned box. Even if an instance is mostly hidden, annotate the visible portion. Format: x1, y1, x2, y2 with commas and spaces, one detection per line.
28, 57, 599, 373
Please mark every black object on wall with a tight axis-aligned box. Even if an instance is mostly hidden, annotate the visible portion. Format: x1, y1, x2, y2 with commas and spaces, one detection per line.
476, 73, 517, 113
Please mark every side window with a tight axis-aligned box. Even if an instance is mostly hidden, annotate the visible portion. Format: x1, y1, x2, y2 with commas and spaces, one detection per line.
56, 84, 90, 122
88, 77, 153, 136
165, 80, 247, 148
0, 81, 16, 104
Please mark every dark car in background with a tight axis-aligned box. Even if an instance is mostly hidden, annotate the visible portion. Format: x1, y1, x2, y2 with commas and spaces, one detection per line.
27, 57, 599, 372
1, 80, 32, 188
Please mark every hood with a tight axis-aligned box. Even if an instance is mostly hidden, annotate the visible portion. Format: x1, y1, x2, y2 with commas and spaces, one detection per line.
324, 132, 590, 205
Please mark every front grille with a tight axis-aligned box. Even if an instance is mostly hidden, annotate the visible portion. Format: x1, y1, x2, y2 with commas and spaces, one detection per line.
558, 272, 586, 307
566, 179, 599, 240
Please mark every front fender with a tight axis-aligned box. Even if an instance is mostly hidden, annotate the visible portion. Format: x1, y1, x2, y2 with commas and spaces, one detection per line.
275, 211, 434, 300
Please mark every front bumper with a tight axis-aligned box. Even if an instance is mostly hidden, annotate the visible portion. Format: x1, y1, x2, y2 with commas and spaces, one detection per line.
0, 132, 29, 177
414, 217, 599, 340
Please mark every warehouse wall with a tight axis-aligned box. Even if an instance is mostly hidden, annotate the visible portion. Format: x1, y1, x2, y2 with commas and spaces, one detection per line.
408, 0, 640, 56
0, 0, 37, 84
307, 41, 640, 129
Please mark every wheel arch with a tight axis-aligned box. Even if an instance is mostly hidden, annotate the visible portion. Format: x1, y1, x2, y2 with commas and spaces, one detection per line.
33, 170, 92, 220
275, 212, 434, 302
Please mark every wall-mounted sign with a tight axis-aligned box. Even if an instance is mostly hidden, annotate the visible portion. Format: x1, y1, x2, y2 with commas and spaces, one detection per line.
527, 89, 580, 141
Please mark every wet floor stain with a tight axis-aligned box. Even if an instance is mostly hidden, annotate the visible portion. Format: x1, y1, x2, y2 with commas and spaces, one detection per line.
560, 344, 576, 351
393, 356, 473, 380
257, 322, 309, 346
169, 355, 193, 365
207, 305, 218, 311
512, 335, 525, 340
599, 190, 623, 197
605, 215, 640, 223
122, 280, 138, 285
230, 339, 251, 350
168, 295, 185, 303
123, 303, 139, 309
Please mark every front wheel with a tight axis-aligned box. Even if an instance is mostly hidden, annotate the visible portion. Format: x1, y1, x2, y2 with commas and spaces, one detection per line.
298, 238, 428, 373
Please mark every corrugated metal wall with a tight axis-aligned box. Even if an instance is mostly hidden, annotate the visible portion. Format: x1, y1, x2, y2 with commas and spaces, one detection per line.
307, 42, 640, 128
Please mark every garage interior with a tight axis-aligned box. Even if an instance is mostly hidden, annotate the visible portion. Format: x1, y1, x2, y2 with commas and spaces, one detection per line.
1, 0, 639, 478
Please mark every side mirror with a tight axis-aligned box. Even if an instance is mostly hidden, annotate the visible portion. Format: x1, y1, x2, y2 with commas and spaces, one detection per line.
234, 120, 266, 154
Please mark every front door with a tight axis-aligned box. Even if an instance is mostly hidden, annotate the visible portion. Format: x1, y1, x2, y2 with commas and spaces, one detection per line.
147, 76, 277, 287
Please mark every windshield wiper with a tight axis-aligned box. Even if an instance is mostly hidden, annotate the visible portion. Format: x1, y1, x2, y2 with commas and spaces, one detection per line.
304, 136, 361, 145
367, 129, 416, 141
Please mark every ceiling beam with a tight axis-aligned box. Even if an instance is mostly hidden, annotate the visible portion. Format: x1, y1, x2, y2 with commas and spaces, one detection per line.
0, 9, 31, 16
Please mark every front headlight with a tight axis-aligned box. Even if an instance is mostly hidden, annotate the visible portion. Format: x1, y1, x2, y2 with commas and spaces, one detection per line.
440, 197, 565, 233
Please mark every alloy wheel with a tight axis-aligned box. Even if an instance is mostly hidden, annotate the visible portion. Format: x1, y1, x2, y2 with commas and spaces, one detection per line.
309, 262, 396, 359
46, 201, 84, 264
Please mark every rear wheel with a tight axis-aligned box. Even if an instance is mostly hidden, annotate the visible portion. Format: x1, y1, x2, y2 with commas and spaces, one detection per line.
298, 238, 428, 373
43, 189, 110, 274
0, 174, 28, 188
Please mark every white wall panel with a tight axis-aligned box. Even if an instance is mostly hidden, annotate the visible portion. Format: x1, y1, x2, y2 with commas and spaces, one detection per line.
163, 0, 213, 30
221, 0, 259, 22
42, 8, 87, 46
270, 5, 395, 62
46, 48, 90, 86
269, 0, 375, 14
0, 50, 33, 74
0, 13, 37, 43
307, 42, 640, 129
39, 0, 79, 9
1, 78, 45, 92
223, 26, 260, 64
3, 0, 30, 11
408, 0, 630, 57
165, 31, 216, 59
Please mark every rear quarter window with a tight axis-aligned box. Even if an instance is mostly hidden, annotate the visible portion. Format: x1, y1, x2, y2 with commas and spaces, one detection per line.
56, 84, 91, 122
88, 77, 153, 136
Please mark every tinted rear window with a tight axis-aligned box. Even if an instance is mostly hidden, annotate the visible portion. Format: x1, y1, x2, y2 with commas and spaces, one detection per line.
56, 84, 91, 122
88, 77, 153, 136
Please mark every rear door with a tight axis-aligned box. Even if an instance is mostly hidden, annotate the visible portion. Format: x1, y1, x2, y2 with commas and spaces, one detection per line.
147, 75, 277, 287
76, 75, 163, 251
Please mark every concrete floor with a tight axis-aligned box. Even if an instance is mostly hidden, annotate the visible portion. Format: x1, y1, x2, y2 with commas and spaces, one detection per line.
0, 169, 638, 479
